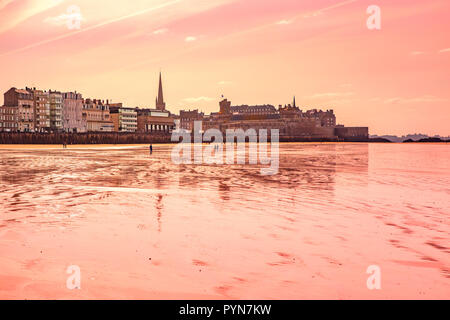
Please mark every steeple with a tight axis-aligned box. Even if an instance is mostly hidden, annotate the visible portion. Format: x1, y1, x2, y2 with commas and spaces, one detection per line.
156, 72, 166, 111
293, 96, 296, 108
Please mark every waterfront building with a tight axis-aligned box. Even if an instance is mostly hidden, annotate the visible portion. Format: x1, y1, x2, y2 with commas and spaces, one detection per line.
334, 126, 369, 141
136, 72, 175, 133
82, 99, 114, 132
109, 104, 138, 132
304, 109, 336, 127
25, 87, 51, 132
136, 108, 175, 133
230, 104, 277, 115
196, 97, 367, 141
63, 92, 86, 133
279, 104, 302, 119
49, 90, 63, 131
179, 109, 204, 131
0, 73, 366, 140
0, 105, 19, 132
219, 98, 231, 115
3, 88, 34, 132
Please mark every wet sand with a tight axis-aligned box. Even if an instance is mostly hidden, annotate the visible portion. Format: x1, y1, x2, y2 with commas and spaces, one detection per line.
0, 143, 449, 299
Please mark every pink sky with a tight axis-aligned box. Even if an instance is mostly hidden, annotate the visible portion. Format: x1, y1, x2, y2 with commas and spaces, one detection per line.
0, 0, 449, 135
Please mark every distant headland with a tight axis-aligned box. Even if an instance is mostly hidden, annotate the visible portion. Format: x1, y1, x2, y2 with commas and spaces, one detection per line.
370, 134, 450, 143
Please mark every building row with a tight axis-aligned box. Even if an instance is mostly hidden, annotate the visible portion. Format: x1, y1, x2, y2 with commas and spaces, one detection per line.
0, 73, 176, 134
0, 72, 368, 140
177, 97, 368, 141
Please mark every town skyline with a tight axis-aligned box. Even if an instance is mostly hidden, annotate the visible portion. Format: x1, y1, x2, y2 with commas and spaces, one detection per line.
1, 74, 446, 138
1, 72, 372, 144
0, 0, 449, 136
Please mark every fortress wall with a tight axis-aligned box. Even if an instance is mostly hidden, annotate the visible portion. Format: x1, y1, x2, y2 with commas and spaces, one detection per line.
0, 132, 172, 144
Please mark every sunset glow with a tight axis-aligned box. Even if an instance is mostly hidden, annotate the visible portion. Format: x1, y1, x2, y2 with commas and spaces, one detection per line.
1, 1, 449, 304
1, 0, 449, 135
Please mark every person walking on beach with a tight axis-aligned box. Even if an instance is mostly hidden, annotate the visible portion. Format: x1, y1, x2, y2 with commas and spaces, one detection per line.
149, 144, 153, 155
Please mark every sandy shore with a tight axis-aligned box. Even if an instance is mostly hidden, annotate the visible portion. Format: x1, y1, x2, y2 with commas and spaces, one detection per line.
0, 143, 448, 299
0, 144, 156, 149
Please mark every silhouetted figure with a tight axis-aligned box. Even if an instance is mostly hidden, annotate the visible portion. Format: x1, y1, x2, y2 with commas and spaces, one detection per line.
150, 144, 153, 155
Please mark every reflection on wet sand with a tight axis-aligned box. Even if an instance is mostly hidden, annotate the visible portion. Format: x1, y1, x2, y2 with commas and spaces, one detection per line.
156, 194, 163, 233
0, 143, 448, 299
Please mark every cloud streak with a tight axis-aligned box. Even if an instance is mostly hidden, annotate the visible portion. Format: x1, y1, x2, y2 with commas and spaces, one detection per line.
44, 9, 84, 27
218, 80, 233, 86
0, 0, 64, 34
0, 0, 182, 57
0, 0, 15, 11
276, 19, 294, 25
384, 95, 447, 104
308, 92, 355, 99
185, 36, 197, 42
152, 28, 169, 35
183, 96, 215, 103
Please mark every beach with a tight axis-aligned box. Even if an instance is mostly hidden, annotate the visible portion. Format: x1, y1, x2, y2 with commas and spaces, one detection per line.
0, 143, 449, 299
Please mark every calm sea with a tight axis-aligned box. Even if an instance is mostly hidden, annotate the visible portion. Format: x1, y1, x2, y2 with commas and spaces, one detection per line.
0, 143, 448, 299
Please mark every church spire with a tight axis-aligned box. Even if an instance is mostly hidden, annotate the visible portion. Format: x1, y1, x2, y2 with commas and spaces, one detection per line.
293, 96, 296, 108
156, 72, 166, 111
158, 72, 164, 103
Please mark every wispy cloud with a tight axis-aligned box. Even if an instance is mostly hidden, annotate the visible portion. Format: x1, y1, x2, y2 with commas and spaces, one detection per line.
152, 28, 169, 35
0, 0, 182, 57
308, 92, 355, 99
0, 0, 15, 11
384, 95, 447, 104
183, 96, 214, 103
302, 12, 323, 19
218, 80, 233, 86
438, 48, 450, 53
324, 99, 354, 105
122, 0, 359, 71
185, 36, 197, 42
0, 0, 64, 34
277, 0, 356, 23
276, 19, 294, 25
306, 0, 358, 17
44, 10, 84, 27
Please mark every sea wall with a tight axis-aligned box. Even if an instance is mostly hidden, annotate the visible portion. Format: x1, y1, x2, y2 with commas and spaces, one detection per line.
0, 132, 172, 145
334, 127, 369, 142
0, 131, 369, 144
